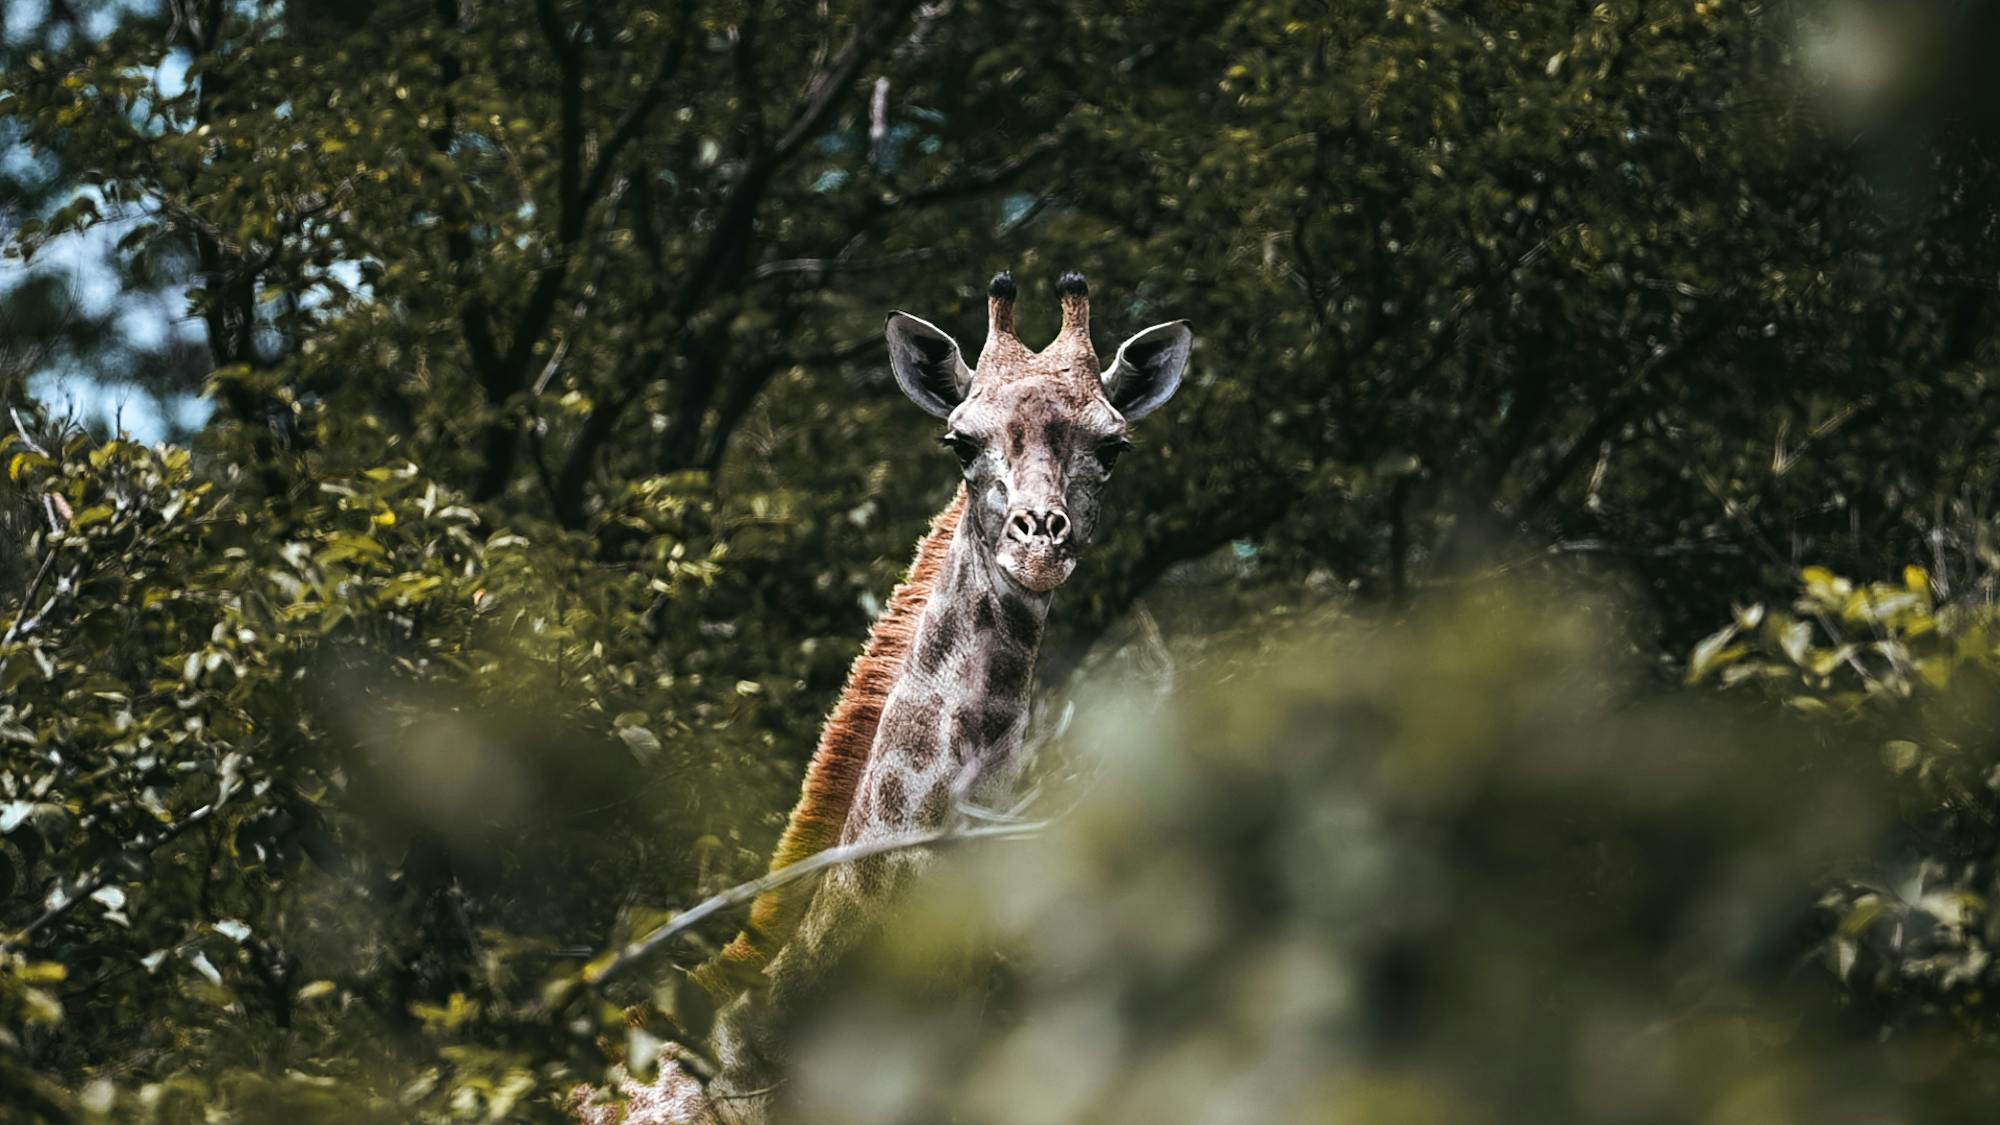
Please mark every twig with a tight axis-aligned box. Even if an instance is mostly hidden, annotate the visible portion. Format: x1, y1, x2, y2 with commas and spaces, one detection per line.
894, 135, 1065, 207
586, 820, 1041, 986
2, 549, 58, 648
0, 548, 82, 687
768, 1, 924, 163
954, 788, 1040, 826
867, 76, 890, 168
1547, 538, 1745, 559
752, 248, 944, 281
712, 1081, 785, 1104
5, 803, 220, 952
1131, 604, 1174, 698
9, 408, 49, 456
575, 0, 698, 209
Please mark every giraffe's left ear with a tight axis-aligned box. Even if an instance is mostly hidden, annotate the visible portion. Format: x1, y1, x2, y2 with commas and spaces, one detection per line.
886, 312, 973, 419
1102, 320, 1191, 421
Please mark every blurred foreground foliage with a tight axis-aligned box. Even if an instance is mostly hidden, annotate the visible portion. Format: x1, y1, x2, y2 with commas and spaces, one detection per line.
5, 0, 2000, 1119
741, 590, 2000, 1124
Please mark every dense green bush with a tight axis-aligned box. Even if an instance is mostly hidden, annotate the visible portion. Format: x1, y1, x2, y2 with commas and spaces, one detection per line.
0, 426, 755, 1118
1694, 551, 2000, 1050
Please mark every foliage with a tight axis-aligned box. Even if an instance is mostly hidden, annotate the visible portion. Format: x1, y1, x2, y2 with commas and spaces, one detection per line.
765, 594, 2000, 1123
4, 0, 1996, 651
1694, 543, 2000, 1048
4, 0, 2000, 1120
0, 424, 750, 1118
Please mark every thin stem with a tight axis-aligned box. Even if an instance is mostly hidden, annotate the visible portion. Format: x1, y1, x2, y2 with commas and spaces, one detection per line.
5, 803, 220, 952
586, 820, 1040, 986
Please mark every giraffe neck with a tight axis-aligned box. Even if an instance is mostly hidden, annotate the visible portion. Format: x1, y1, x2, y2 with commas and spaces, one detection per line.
847, 509, 1050, 839
701, 505, 1055, 1118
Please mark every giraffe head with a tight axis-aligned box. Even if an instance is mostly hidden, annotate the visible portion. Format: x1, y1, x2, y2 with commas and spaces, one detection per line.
886, 270, 1190, 593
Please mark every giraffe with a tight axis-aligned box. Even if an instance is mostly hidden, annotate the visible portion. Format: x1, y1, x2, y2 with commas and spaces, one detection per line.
572, 270, 1190, 1124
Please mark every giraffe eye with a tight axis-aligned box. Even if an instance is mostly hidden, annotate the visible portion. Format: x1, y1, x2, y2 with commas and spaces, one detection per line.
1095, 438, 1133, 474
938, 432, 980, 468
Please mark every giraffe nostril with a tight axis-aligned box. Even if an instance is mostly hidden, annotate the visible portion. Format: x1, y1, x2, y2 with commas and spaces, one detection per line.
1006, 511, 1039, 543
1005, 508, 1069, 545
1044, 509, 1070, 544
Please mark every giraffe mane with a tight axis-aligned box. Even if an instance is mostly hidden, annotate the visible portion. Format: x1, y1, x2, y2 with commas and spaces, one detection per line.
689, 487, 968, 998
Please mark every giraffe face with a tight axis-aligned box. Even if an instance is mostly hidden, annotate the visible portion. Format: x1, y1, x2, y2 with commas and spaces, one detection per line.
944, 376, 1127, 592
886, 272, 1190, 593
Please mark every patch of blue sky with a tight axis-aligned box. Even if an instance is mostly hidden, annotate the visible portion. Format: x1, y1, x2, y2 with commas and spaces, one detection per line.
1, 136, 52, 183
3, 0, 215, 443
324, 258, 365, 296
815, 129, 862, 157
283, 257, 372, 314
20, 191, 122, 319
119, 47, 193, 130
84, 2, 123, 39
5, 0, 50, 43
114, 301, 168, 350
6, 0, 158, 48
154, 47, 190, 97
2, 186, 208, 441
25, 369, 208, 445
1000, 192, 1037, 226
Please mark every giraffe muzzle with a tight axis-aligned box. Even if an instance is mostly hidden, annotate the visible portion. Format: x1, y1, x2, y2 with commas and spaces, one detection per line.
997, 506, 1075, 592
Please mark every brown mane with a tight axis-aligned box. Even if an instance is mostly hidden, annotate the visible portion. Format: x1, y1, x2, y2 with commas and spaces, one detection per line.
689, 488, 966, 998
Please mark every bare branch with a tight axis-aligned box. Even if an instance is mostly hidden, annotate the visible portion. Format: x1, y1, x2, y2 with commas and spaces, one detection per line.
734, 3, 769, 159
895, 136, 1064, 207
0, 548, 60, 651
586, 820, 1040, 986
9, 408, 49, 457
867, 76, 890, 168
769, 0, 924, 164
752, 247, 944, 281
575, 0, 697, 208
4, 803, 220, 953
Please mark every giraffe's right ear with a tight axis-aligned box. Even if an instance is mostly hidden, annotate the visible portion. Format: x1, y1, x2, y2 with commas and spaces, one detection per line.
886, 312, 973, 419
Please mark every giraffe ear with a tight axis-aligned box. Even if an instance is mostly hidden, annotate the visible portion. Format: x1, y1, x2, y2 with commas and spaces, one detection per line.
1102, 320, 1191, 421
886, 312, 973, 419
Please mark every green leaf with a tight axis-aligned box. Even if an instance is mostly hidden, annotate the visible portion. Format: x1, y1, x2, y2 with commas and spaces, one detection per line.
1687, 623, 1742, 684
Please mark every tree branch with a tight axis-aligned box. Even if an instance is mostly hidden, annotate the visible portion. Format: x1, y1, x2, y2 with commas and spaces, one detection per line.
4, 803, 220, 952
575, 0, 697, 208
893, 136, 1064, 208
1512, 312, 1728, 526
473, 0, 697, 502
562, 0, 933, 500
663, 0, 925, 334
585, 820, 1041, 987
554, 346, 665, 527
770, 1, 921, 164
